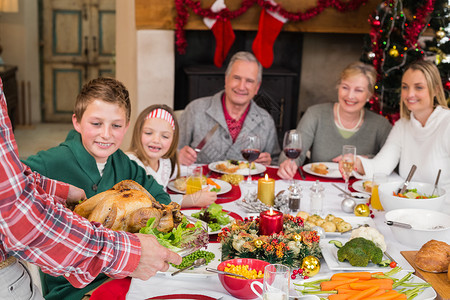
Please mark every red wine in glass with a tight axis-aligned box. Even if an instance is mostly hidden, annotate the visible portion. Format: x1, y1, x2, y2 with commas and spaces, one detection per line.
284, 148, 302, 160
241, 148, 261, 162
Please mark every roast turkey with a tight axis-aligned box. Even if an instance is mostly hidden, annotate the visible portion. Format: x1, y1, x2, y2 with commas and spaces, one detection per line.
74, 180, 182, 233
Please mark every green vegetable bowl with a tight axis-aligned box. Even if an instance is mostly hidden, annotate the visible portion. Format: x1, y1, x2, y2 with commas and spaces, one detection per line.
378, 181, 446, 212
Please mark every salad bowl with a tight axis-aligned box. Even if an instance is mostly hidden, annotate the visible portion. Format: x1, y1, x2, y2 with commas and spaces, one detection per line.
378, 181, 446, 212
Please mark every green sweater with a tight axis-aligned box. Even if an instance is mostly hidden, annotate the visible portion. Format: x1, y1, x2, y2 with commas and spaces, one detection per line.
23, 129, 170, 300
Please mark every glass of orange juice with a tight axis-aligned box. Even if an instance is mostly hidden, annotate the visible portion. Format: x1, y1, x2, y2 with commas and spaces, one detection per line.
186, 166, 203, 195
371, 173, 387, 210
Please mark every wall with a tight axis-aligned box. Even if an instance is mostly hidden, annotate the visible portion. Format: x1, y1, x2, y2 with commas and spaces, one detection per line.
0, 0, 40, 124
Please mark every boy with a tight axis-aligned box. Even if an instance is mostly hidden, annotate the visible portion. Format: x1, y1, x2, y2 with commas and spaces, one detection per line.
24, 77, 171, 300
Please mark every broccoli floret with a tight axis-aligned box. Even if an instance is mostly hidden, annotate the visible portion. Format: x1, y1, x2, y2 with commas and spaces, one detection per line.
337, 237, 383, 267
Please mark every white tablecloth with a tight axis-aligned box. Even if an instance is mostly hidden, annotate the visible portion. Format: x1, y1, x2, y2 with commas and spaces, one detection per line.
127, 174, 448, 300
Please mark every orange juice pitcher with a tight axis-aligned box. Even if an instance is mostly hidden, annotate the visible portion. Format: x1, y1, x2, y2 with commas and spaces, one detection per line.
371, 173, 387, 210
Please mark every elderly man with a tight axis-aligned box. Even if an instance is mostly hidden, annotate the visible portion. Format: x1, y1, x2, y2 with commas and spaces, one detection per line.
178, 51, 280, 166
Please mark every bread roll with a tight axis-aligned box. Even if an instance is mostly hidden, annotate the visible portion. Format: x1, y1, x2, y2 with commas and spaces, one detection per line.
414, 240, 450, 273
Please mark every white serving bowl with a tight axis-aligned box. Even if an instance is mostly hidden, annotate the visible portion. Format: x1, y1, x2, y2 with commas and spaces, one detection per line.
378, 181, 446, 212
385, 208, 450, 248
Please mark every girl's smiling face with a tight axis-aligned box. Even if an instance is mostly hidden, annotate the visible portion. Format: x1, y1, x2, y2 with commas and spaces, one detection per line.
141, 117, 174, 161
401, 68, 434, 121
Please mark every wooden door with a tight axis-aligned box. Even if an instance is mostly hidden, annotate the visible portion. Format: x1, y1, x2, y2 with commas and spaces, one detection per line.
41, 0, 115, 122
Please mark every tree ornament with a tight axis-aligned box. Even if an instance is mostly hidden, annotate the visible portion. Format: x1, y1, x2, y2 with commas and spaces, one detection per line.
301, 256, 321, 277
445, 81, 450, 90
293, 233, 302, 242
389, 48, 399, 57
312, 226, 325, 238
354, 204, 370, 217
436, 29, 446, 40
341, 198, 356, 213
367, 52, 376, 60
254, 239, 264, 248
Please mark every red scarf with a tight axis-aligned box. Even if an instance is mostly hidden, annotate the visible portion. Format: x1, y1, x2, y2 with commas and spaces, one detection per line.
221, 93, 250, 143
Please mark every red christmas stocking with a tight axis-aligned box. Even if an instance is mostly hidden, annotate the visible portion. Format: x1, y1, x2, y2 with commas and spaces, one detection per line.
252, 0, 288, 68
204, 0, 235, 67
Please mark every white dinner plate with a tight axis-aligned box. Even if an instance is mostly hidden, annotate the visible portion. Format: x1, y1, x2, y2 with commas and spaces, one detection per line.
323, 216, 376, 237
182, 209, 236, 235
320, 237, 413, 272
303, 162, 342, 178
295, 269, 436, 300
352, 179, 371, 194
167, 178, 232, 195
208, 160, 266, 175
160, 243, 222, 278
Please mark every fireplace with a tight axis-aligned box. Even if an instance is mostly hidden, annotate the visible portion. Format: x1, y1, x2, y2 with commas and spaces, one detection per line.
174, 30, 303, 145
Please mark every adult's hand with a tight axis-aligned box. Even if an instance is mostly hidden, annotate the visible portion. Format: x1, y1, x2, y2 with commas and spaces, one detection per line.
255, 152, 272, 166
333, 155, 365, 175
130, 233, 182, 281
178, 146, 197, 166
66, 185, 87, 210
277, 159, 297, 180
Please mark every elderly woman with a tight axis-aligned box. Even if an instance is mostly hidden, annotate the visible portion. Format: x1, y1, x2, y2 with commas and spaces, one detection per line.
278, 62, 392, 180
354, 60, 450, 194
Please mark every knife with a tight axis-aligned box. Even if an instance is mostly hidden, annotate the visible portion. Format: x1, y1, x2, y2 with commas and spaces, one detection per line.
194, 124, 219, 153
397, 164, 417, 194
298, 166, 306, 180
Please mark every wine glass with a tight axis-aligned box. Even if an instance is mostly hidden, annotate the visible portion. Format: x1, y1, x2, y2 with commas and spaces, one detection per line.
283, 130, 302, 183
341, 145, 356, 193
241, 134, 261, 185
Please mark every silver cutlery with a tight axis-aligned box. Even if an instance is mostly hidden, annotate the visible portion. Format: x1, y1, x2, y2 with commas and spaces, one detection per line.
171, 258, 206, 276
332, 183, 366, 199
194, 124, 219, 153
385, 220, 412, 229
205, 267, 249, 279
397, 165, 417, 194
298, 166, 306, 180
431, 169, 441, 196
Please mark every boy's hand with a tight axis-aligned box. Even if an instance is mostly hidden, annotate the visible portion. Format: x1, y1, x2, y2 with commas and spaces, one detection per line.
255, 152, 272, 166
66, 185, 87, 210
277, 159, 297, 180
131, 233, 182, 280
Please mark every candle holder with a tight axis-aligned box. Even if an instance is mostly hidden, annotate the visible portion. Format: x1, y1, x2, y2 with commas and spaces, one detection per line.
259, 208, 283, 235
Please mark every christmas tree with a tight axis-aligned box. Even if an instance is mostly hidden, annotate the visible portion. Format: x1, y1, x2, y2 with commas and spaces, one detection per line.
361, 0, 449, 122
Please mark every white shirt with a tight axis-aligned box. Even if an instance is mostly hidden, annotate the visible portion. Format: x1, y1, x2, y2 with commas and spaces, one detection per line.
360, 106, 450, 195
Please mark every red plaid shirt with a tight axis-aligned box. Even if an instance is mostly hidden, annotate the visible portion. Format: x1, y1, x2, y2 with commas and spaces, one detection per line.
222, 94, 250, 142
0, 78, 140, 288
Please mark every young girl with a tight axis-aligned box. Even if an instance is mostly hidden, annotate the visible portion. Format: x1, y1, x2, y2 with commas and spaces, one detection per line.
127, 104, 217, 207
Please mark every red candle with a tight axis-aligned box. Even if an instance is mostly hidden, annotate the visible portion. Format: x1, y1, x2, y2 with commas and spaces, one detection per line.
259, 208, 283, 235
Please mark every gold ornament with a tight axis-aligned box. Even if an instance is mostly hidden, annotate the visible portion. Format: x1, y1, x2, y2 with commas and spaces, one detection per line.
436, 29, 446, 40
389, 48, 399, 57
293, 234, 302, 242
354, 204, 370, 217
254, 239, 263, 248
301, 256, 321, 277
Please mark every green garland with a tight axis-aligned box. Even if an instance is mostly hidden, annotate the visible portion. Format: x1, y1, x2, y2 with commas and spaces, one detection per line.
218, 215, 322, 268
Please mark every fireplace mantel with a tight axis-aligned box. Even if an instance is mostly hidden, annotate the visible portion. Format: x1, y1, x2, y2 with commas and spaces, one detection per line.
135, 0, 379, 33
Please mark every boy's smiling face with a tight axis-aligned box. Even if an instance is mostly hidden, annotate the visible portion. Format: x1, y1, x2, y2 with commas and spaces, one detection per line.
72, 99, 129, 163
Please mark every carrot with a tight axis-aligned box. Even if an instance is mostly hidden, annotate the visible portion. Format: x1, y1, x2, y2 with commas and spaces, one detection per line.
368, 289, 387, 298
390, 294, 407, 300
365, 290, 402, 300
331, 272, 372, 281
206, 178, 220, 189
328, 294, 352, 300
347, 286, 379, 300
336, 288, 359, 294
349, 279, 393, 290
331, 276, 352, 281
321, 278, 359, 291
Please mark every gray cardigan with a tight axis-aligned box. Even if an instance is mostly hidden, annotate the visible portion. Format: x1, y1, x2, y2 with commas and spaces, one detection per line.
179, 91, 280, 164
280, 102, 392, 165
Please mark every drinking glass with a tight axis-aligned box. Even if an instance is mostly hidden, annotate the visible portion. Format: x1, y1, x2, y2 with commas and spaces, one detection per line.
283, 130, 302, 183
185, 166, 203, 205
251, 264, 290, 300
341, 145, 356, 193
241, 134, 261, 185
371, 173, 387, 210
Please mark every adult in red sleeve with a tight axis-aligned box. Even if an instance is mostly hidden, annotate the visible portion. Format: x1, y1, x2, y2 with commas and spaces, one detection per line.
0, 78, 182, 300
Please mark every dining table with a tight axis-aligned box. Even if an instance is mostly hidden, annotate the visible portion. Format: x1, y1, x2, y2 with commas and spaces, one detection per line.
90, 164, 448, 300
